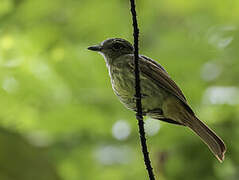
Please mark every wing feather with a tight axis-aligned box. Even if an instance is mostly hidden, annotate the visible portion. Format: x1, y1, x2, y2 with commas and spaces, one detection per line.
129, 55, 194, 115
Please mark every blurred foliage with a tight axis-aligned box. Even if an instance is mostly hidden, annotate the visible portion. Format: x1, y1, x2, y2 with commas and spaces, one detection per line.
0, 0, 239, 179
0, 128, 60, 180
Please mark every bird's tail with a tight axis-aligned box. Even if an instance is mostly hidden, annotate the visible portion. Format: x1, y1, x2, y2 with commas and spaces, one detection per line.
186, 115, 226, 162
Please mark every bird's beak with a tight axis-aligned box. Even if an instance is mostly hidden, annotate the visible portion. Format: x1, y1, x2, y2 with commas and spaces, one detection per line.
87, 45, 102, 52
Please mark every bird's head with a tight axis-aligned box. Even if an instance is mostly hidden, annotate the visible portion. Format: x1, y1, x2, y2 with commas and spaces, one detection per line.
88, 38, 134, 60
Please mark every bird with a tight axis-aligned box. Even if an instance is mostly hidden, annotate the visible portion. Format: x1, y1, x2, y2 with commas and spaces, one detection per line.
88, 38, 226, 162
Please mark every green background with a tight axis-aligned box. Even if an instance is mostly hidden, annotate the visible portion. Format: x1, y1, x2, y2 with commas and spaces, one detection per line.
0, 0, 238, 179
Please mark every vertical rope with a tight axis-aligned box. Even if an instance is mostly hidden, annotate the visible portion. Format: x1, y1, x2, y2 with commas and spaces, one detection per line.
129, 0, 155, 179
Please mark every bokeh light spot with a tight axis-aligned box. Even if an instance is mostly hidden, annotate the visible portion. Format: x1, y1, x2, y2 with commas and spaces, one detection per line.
1, 35, 14, 50
94, 145, 132, 165
112, 120, 131, 141
2, 76, 19, 93
203, 86, 239, 105
201, 62, 221, 81
144, 118, 161, 136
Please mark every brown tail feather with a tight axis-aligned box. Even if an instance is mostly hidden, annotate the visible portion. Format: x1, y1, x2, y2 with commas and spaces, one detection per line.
187, 116, 226, 162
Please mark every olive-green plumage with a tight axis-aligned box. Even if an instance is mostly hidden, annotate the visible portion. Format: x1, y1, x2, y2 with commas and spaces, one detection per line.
88, 38, 226, 162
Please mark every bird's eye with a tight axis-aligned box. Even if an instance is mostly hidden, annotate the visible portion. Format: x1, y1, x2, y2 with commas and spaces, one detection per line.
112, 43, 123, 51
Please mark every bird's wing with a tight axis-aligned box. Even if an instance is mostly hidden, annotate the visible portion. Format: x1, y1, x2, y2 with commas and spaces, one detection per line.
129, 55, 194, 115
141, 55, 168, 73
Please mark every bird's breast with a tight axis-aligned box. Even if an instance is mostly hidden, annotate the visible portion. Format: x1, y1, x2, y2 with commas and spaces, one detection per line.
110, 65, 135, 97
108, 62, 167, 112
